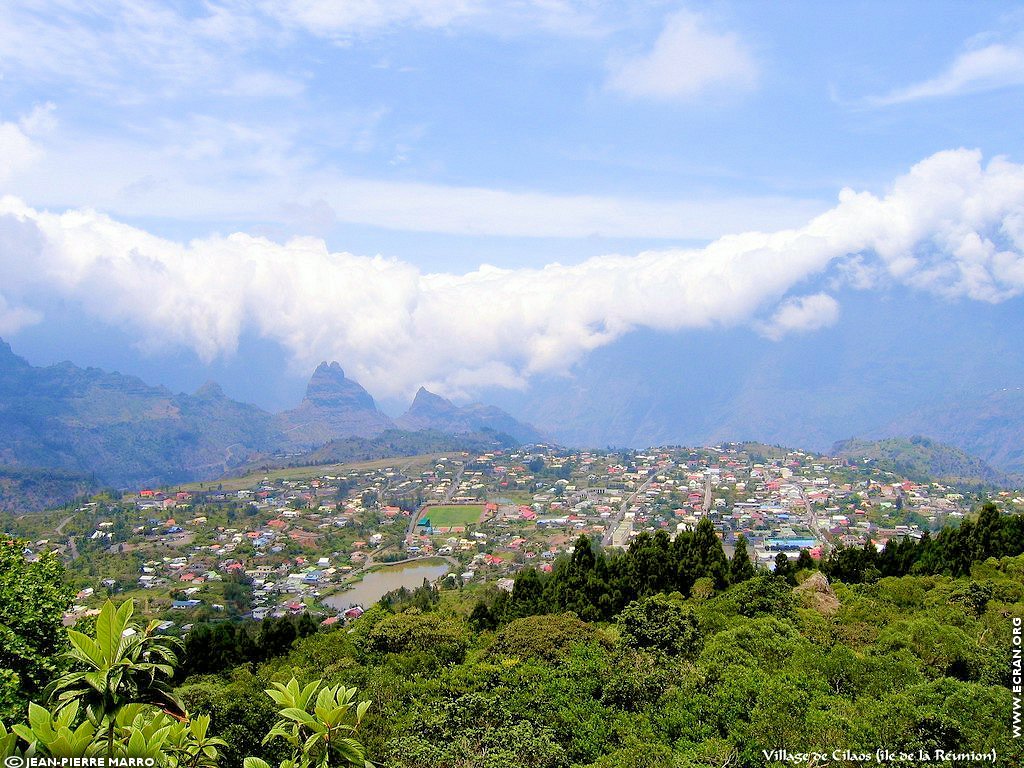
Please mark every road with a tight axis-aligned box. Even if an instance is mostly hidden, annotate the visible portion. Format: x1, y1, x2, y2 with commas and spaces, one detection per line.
54, 513, 80, 560
602, 463, 671, 547
800, 487, 831, 553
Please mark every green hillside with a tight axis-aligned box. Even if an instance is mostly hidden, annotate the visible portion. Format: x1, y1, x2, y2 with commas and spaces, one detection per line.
832, 435, 1010, 487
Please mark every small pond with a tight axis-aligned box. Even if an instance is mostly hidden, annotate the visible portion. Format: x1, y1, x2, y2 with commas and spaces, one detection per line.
323, 559, 450, 611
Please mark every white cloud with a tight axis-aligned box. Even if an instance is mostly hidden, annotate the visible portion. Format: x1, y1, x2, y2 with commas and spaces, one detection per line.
0, 105, 53, 183
261, 0, 609, 39
0, 122, 40, 184
868, 39, 1024, 106
0, 149, 1022, 400
0, 1, 288, 102
606, 9, 757, 101
0, 0, 611, 103
263, 0, 484, 35
757, 293, 839, 341
0, 294, 41, 336
0, 123, 824, 239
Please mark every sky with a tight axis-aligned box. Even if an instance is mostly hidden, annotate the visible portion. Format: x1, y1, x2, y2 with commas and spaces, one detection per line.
1, 0, 1024, 418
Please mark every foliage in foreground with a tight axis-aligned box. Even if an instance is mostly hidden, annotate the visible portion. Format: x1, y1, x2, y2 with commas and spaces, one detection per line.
3, 504, 1023, 767
0, 601, 372, 768
167, 553, 1024, 768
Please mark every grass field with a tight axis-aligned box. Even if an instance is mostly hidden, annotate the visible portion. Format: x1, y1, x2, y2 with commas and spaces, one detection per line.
421, 504, 485, 527
171, 453, 445, 492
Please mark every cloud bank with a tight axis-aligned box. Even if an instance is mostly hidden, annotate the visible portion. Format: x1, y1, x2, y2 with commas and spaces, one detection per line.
1, 149, 1023, 399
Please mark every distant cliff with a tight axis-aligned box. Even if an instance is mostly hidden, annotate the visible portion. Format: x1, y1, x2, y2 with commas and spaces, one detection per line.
277, 362, 396, 447
396, 387, 544, 444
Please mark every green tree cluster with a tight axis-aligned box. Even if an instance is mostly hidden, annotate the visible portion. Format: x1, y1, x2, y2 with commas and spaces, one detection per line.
496, 518, 735, 624
822, 502, 1024, 583
0, 541, 74, 721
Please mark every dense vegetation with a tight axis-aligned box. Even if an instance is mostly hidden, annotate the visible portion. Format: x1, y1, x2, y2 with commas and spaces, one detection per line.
2, 503, 1022, 766
180, 555, 1024, 767
832, 436, 1011, 488
482, 503, 1024, 626
0, 466, 99, 513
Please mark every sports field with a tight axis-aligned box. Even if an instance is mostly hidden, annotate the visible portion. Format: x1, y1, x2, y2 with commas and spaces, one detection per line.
422, 504, 485, 527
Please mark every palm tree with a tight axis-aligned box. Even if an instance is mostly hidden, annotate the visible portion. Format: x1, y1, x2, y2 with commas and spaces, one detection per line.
44, 600, 185, 756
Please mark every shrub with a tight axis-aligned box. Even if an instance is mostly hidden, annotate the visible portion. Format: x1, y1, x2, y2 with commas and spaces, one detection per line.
489, 614, 598, 662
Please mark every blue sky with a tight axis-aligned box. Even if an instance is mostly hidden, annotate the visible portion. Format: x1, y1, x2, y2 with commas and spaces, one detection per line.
2, 1, 1024, 414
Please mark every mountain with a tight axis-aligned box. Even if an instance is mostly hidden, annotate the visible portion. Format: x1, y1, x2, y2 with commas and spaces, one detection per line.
0, 466, 98, 513
296, 429, 524, 467
831, 436, 1011, 487
0, 339, 281, 488
480, 290, 1024, 468
0, 341, 544, 507
277, 362, 395, 447
874, 388, 1024, 478
396, 387, 544, 444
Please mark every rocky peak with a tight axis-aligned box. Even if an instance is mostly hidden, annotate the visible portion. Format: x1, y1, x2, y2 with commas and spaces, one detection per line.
408, 386, 458, 417
304, 361, 376, 411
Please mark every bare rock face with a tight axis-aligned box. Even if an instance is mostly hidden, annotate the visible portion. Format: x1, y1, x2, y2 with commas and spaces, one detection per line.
278, 362, 395, 447
794, 571, 840, 615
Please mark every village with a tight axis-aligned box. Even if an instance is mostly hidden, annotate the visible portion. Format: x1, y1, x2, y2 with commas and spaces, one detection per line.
18, 442, 1021, 631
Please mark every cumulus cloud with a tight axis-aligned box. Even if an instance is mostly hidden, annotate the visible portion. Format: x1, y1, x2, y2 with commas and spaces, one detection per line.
868, 39, 1024, 106
606, 10, 757, 101
757, 293, 840, 341
0, 149, 1023, 399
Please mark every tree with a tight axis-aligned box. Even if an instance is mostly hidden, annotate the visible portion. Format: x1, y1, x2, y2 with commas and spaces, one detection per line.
0, 541, 74, 722
508, 567, 547, 618
774, 553, 796, 586
795, 549, 815, 572
693, 518, 729, 590
295, 613, 318, 639
255, 678, 372, 768
617, 593, 702, 657
2, 600, 372, 767
257, 617, 298, 659
45, 600, 184, 756
468, 602, 497, 632
729, 535, 755, 584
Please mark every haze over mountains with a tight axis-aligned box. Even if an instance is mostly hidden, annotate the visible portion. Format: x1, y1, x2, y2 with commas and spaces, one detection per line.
0, 339, 542, 499
1, 298, 1022, 513
477, 290, 1024, 478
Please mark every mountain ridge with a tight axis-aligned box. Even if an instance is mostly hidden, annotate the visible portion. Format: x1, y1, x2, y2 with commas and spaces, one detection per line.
396, 386, 543, 444
0, 339, 541, 506
276, 361, 396, 447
